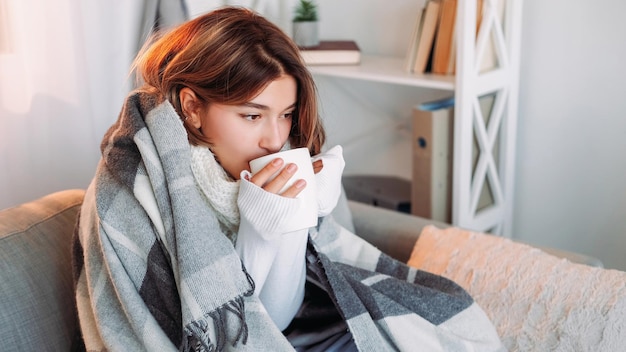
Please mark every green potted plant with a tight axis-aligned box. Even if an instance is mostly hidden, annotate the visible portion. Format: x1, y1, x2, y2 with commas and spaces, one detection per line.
292, 0, 319, 48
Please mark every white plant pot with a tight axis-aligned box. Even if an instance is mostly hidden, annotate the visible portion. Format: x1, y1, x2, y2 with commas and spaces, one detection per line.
293, 21, 319, 48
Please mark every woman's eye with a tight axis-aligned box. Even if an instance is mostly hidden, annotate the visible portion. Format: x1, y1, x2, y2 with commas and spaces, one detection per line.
242, 114, 261, 121
282, 112, 294, 119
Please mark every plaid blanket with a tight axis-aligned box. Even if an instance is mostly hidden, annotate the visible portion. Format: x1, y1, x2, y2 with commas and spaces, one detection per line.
73, 90, 504, 351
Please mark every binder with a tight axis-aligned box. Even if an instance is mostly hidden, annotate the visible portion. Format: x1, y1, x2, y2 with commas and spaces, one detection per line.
411, 97, 454, 222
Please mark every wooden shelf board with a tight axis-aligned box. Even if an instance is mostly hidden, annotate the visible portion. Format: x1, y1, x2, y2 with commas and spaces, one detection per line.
307, 55, 456, 91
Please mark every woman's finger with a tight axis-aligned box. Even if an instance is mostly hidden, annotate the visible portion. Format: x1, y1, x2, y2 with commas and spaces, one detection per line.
263, 163, 297, 194
280, 179, 306, 198
249, 158, 284, 186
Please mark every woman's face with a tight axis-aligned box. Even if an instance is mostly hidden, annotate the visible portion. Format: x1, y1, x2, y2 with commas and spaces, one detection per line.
195, 75, 297, 179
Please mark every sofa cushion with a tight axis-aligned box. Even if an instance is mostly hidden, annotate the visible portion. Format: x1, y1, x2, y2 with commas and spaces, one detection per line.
0, 189, 85, 351
408, 225, 626, 351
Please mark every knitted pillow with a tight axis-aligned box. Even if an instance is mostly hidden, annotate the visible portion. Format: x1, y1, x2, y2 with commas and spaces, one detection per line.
408, 225, 626, 351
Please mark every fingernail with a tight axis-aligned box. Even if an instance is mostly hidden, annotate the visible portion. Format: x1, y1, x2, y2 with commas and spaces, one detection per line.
295, 179, 306, 189
272, 158, 282, 166
287, 163, 297, 172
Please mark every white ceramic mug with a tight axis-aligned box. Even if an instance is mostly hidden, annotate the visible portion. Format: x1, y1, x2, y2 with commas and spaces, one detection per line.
249, 147, 317, 232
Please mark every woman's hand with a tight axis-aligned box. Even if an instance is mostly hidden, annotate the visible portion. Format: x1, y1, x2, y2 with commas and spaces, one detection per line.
248, 158, 306, 198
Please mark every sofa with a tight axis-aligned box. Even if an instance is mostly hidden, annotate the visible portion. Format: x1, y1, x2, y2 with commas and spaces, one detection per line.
2, 189, 625, 351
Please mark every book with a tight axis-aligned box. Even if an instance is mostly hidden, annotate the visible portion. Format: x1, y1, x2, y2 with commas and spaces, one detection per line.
412, 0, 441, 74
436, 0, 488, 75
403, 6, 427, 72
411, 96, 454, 222
432, 0, 457, 74
299, 40, 361, 66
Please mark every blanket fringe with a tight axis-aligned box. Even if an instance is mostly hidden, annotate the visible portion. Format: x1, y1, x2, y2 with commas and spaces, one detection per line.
182, 295, 250, 352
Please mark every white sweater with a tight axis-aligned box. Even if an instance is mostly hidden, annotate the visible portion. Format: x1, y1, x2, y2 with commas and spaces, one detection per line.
236, 145, 345, 330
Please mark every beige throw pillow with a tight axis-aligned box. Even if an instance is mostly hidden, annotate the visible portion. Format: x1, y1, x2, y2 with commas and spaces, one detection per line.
408, 225, 626, 352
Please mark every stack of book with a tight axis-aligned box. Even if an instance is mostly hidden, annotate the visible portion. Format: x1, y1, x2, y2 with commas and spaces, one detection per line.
404, 0, 500, 75
299, 40, 361, 66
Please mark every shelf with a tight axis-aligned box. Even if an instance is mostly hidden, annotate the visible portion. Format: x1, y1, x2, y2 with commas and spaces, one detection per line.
307, 55, 456, 91
306, 0, 522, 237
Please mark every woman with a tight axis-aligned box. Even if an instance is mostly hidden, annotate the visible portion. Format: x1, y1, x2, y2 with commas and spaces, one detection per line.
73, 6, 504, 352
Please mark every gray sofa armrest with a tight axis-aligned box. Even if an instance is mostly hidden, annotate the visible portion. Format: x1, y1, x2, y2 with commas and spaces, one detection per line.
0, 189, 85, 351
347, 200, 449, 262
348, 200, 603, 267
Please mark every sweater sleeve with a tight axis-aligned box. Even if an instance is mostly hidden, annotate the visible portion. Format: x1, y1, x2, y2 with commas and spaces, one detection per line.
235, 177, 308, 330
312, 145, 346, 217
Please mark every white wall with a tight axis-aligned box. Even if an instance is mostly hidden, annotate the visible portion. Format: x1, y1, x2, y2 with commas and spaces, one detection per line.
314, 0, 626, 270
514, 0, 626, 270
314, 0, 449, 178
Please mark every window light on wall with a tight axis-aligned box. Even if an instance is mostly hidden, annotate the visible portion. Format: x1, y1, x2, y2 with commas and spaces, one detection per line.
0, 0, 13, 54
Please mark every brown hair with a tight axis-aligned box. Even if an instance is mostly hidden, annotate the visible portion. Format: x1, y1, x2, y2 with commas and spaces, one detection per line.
133, 6, 325, 154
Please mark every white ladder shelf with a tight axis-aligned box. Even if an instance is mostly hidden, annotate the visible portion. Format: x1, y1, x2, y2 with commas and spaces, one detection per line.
309, 0, 523, 237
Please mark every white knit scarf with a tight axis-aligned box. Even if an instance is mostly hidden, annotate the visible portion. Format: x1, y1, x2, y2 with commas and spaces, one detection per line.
190, 144, 240, 237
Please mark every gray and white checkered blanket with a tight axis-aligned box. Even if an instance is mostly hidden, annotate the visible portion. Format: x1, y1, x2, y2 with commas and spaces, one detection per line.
73, 90, 504, 351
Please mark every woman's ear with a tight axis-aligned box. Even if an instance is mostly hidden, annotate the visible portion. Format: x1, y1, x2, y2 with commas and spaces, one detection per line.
179, 88, 202, 129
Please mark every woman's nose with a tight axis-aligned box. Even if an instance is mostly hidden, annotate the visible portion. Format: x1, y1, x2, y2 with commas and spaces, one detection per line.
259, 120, 284, 153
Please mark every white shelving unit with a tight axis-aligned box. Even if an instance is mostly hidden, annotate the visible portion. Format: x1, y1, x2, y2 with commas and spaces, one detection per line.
309, 0, 523, 237
309, 56, 456, 90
